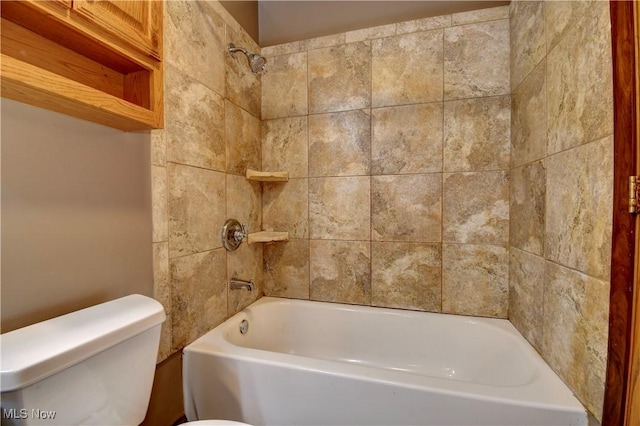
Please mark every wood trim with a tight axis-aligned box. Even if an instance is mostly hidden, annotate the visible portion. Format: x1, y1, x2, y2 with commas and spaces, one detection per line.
604, 1, 638, 425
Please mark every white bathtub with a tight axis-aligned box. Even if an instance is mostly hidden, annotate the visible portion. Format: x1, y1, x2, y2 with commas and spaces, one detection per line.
183, 297, 587, 425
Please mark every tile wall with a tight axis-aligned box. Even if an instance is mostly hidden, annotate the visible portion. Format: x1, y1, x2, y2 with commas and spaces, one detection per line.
260, 6, 512, 318
151, 0, 263, 362
509, 1, 613, 420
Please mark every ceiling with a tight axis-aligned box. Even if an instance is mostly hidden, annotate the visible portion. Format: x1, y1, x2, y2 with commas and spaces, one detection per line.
220, 1, 510, 47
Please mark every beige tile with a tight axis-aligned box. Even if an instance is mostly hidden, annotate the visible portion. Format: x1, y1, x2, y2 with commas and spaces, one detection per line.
152, 165, 168, 243
309, 110, 371, 177
165, 0, 226, 95
226, 26, 261, 118
153, 242, 172, 362
452, 5, 509, 25
511, 161, 546, 255
262, 41, 301, 57
444, 19, 510, 100
545, 136, 613, 280
263, 240, 310, 299
346, 24, 396, 43
396, 15, 451, 34
225, 101, 261, 175
442, 244, 509, 318
372, 174, 442, 242
509, 247, 544, 351
309, 42, 371, 113
226, 174, 261, 232
510, 1, 545, 90
372, 31, 443, 108
262, 179, 309, 239
168, 163, 226, 258
301, 33, 347, 51
512, 60, 547, 168
171, 249, 227, 350
165, 66, 225, 171
227, 242, 263, 315
372, 242, 441, 312
444, 95, 510, 172
547, 2, 613, 154
372, 103, 443, 175
310, 240, 371, 305
309, 177, 370, 240
262, 52, 308, 119
151, 129, 166, 166
157, 314, 172, 363
262, 117, 308, 178
443, 172, 509, 244
543, 261, 610, 421
545, 0, 592, 53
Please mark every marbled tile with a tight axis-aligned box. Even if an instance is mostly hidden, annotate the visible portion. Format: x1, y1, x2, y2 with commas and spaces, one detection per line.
168, 163, 226, 258
511, 161, 546, 255
262, 179, 308, 239
153, 242, 171, 362
309, 110, 371, 177
511, 60, 547, 168
226, 174, 261, 232
262, 41, 301, 57
171, 249, 227, 350
372, 31, 443, 107
309, 42, 371, 113
443, 172, 509, 244
310, 240, 371, 305
372, 174, 442, 242
371, 103, 443, 175
157, 313, 172, 363
452, 5, 509, 25
371, 242, 441, 312
151, 129, 166, 166
510, 1, 545, 90
301, 33, 346, 51
545, 0, 592, 53
262, 117, 308, 178
442, 244, 509, 318
444, 95, 510, 172
543, 261, 610, 421
444, 19, 510, 100
546, 136, 613, 280
346, 23, 396, 43
309, 177, 370, 240
226, 26, 261, 118
225, 101, 261, 175
396, 15, 451, 34
262, 52, 307, 119
547, 2, 613, 154
227, 242, 263, 315
152, 165, 168, 243
165, 66, 225, 171
509, 247, 544, 351
263, 240, 310, 299
165, 0, 226, 95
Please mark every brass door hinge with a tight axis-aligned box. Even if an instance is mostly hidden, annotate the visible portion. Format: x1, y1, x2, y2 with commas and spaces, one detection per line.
630, 176, 640, 214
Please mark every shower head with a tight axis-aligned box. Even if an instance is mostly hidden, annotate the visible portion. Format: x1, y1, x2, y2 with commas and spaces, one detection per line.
228, 43, 267, 74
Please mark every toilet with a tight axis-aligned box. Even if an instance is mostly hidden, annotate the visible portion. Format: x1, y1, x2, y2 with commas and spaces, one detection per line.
0, 295, 250, 426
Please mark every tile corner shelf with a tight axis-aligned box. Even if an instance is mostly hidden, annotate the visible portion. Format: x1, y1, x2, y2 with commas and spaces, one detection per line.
246, 169, 289, 182
247, 231, 289, 245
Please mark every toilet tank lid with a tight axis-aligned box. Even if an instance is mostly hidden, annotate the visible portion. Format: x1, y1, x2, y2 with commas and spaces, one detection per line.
0, 294, 166, 392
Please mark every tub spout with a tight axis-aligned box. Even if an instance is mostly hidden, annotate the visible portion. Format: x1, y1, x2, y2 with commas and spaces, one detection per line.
230, 278, 254, 291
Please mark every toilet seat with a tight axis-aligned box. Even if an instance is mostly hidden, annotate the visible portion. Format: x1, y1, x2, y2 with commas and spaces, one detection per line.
182, 421, 252, 426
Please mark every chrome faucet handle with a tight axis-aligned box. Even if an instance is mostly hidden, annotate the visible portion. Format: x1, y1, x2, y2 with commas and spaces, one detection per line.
222, 219, 247, 251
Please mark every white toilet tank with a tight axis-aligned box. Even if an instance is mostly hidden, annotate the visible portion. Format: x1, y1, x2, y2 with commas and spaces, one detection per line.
0, 294, 165, 425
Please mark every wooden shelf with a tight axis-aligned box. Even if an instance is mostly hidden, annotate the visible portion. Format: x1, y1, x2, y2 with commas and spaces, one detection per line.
247, 232, 289, 245
246, 169, 289, 182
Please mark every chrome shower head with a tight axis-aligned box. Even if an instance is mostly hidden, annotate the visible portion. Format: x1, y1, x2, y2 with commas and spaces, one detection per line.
228, 43, 267, 74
